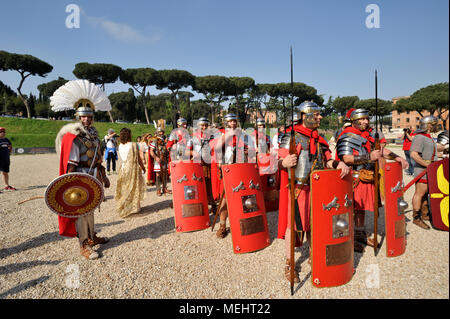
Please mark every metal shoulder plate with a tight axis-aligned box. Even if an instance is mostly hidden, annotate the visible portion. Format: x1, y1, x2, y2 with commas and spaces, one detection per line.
437, 130, 449, 146
279, 133, 291, 150
336, 133, 367, 157
279, 132, 309, 150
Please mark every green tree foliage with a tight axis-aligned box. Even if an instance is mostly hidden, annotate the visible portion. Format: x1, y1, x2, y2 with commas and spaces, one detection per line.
292, 82, 324, 106
157, 69, 196, 125
228, 76, 255, 127
189, 100, 211, 122
394, 82, 449, 127
250, 82, 324, 126
178, 91, 194, 125
332, 96, 360, 116
73, 63, 123, 90
146, 93, 173, 125
193, 75, 232, 123
108, 89, 137, 122
36, 77, 69, 118
37, 77, 69, 101
0, 50, 53, 118
354, 98, 393, 129
0, 80, 20, 115
354, 98, 392, 117
0, 80, 17, 97
319, 96, 340, 130
120, 67, 161, 125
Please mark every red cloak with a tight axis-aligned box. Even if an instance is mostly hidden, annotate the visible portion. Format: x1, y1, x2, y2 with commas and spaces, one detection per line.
57, 132, 78, 237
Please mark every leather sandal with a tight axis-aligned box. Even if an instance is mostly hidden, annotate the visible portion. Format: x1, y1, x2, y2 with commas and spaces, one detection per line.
88, 233, 109, 247
80, 241, 99, 260
354, 241, 365, 253
413, 211, 430, 230
216, 224, 229, 238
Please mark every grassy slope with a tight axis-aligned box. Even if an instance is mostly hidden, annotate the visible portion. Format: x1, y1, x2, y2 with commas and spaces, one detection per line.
0, 118, 161, 148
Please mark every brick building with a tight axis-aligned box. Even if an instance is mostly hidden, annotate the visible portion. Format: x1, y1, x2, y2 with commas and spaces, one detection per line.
248, 109, 277, 125
391, 96, 448, 130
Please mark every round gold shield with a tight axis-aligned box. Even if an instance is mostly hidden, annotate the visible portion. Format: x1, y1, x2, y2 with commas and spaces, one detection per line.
45, 172, 104, 218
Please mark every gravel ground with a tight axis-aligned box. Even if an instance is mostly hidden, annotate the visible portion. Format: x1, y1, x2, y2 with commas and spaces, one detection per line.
0, 148, 448, 300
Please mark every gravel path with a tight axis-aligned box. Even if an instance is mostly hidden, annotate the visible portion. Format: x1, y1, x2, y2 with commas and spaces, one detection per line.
0, 150, 448, 299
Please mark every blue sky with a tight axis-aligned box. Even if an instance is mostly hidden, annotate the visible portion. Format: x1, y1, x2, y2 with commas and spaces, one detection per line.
0, 0, 448, 104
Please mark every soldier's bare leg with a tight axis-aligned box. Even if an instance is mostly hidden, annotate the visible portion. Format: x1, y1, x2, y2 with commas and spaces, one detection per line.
216, 198, 229, 238
162, 168, 172, 195
156, 173, 162, 196
354, 211, 373, 252
421, 197, 430, 220
412, 182, 430, 229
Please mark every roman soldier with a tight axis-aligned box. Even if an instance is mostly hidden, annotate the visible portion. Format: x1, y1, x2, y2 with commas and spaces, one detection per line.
410, 116, 440, 229
336, 108, 408, 251
252, 117, 279, 211
143, 133, 156, 186
192, 117, 215, 210
51, 79, 111, 260
149, 126, 171, 196
167, 117, 193, 162
252, 117, 272, 154
213, 113, 255, 238
278, 101, 350, 282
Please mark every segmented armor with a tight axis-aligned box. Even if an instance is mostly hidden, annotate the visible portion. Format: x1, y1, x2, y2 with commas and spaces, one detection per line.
336, 131, 375, 171
437, 130, 449, 154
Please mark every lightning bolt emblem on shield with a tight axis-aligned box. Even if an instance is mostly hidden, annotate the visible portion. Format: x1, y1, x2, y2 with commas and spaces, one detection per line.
430, 164, 449, 227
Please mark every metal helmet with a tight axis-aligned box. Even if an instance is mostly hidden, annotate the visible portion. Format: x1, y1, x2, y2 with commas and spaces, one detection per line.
256, 117, 265, 126
75, 106, 94, 117
348, 108, 369, 121
437, 130, 449, 146
197, 117, 209, 125
298, 100, 321, 128
343, 118, 352, 128
416, 115, 439, 133
298, 101, 321, 114
177, 117, 187, 125
224, 113, 238, 122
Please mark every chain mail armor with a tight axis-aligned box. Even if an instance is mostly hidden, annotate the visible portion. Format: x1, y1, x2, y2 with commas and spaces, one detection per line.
280, 132, 328, 184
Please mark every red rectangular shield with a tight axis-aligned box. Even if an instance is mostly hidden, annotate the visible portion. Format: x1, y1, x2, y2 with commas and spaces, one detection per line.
222, 163, 270, 254
310, 169, 354, 288
170, 161, 210, 232
383, 162, 407, 257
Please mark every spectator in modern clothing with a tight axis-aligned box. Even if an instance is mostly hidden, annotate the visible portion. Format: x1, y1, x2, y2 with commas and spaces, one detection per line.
104, 128, 118, 175
400, 127, 415, 175
0, 127, 16, 191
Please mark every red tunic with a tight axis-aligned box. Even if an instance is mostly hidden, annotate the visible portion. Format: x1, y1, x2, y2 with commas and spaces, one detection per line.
336, 126, 376, 212
147, 151, 155, 183
277, 125, 332, 239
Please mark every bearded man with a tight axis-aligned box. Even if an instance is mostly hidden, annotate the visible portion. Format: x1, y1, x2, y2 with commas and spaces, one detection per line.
336, 108, 408, 252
